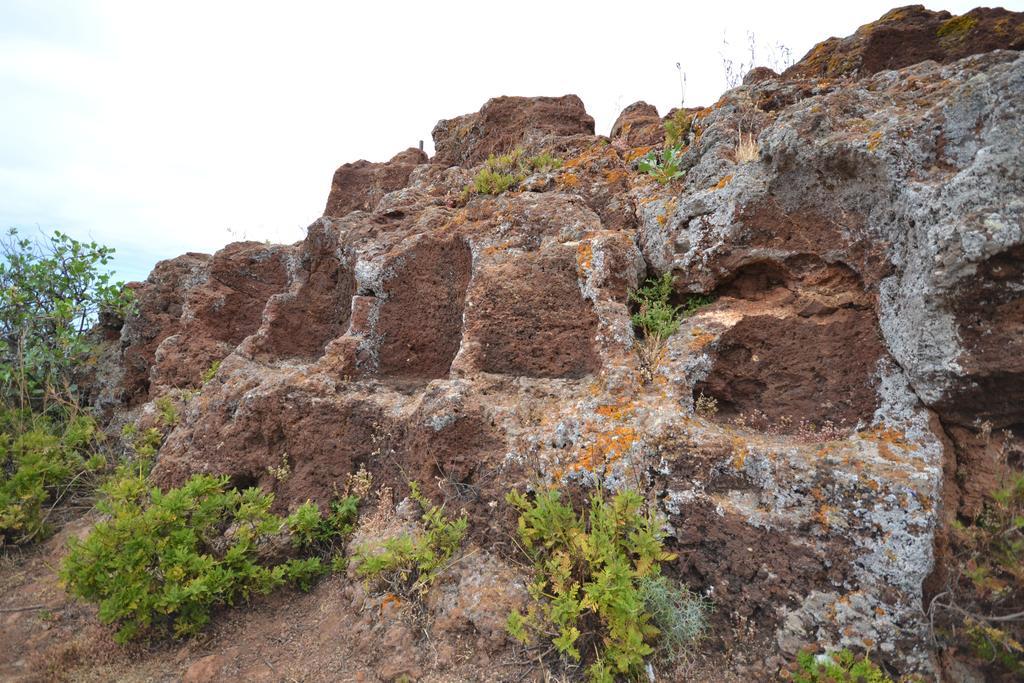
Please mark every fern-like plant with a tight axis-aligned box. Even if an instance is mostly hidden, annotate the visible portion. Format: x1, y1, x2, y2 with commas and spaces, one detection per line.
506, 487, 696, 682
351, 481, 467, 595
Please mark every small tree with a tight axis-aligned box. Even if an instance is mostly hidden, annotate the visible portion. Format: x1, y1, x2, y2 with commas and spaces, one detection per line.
0, 228, 134, 414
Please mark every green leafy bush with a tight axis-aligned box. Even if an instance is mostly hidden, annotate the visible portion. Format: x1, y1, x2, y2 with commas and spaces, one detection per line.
0, 229, 134, 412
61, 469, 358, 643
506, 487, 694, 682
630, 273, 681, 342
0, 409, 105, 545
470, 149, 563, 195
637, 145, 686, 184
784, 648, 893, 682
351, 482, 467, 595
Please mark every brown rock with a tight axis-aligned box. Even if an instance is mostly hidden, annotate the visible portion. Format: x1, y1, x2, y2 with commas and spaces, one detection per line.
182, 654, 224, 683
784, 5, 1024, 80
609, 101, 663, 147
431, 95, 595, 167
460, 246, 600, 379
742, 66, 779, 85
324, 147, 426, 218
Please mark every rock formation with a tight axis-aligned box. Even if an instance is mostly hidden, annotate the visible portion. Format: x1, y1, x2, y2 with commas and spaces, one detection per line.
16, 5, 1023, 681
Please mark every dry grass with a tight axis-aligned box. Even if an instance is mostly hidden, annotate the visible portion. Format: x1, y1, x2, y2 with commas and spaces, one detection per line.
735, 130, 759, 163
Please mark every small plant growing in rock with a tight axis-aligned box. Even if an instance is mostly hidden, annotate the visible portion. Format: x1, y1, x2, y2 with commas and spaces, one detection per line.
637, 574, 711, 664
735, 129, 759, 163
526, 151, 563, 173
201, 359, 221, 383
782, 647, 894, 682
351, 481, 467, 596
61, 467, 358, 643
663, 109, 693, 148
266, 452, 291, 482
694, 392, 719, 418
927, 449, 1024, 676
638, 145, 686, 184
154, 396, 178, 428
629, 273, 681, 381
506, 486, 690, 682
470, 148, 564, 195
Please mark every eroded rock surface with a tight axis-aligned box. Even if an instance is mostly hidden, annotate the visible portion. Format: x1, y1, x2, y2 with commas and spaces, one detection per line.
73, 8, 1024, 680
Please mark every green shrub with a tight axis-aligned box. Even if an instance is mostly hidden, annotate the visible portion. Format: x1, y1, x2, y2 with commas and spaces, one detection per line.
637, 574, 710, 663
784, 648, 893, 682
61, 469, 358, 643
663, 110, 693, 148
526, 151, 563, 173
470, 149, 563, 195
506, 487, 690, 682
0, 409, 105, 545
637, 145, 685, 184
154, 396, 178, 428
630, 273, 682, 342
351, 481, 467, 595
0, 229, 134, 412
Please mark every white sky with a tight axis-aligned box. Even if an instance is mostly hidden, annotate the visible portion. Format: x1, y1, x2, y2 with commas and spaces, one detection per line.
2, 0, 1018, 282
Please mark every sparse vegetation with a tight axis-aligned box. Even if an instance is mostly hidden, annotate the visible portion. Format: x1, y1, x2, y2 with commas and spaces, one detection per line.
629, 274, 713, 381
351, 481, 467, 596
782, 648, 894, 682
638, 574, 710, 664
637, 145, 686, 184
663, 109, 693, 148
154, 395, 178, 428
929, 438, 1024, 676
201, 359, 221, 383
61, 466, 359, 643
506, 486, 704, 682
694, 392, 719, 418
735, 129, 759, 163
470, 148, 563, 195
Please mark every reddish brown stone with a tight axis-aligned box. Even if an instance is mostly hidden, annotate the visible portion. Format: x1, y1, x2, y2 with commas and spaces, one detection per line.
784, 5, 1024, 80
695, 309, 885, 430
119, 253, 212, 402
432, 95, 595, 167
609, 101, 663, 147
461, 247, 599, 379
323, 147, 426, 218
375, 237, 472, 379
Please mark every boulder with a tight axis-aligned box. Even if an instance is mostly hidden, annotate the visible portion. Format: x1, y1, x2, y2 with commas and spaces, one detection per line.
784, 5, 1024, 80
431, 94, 594, 167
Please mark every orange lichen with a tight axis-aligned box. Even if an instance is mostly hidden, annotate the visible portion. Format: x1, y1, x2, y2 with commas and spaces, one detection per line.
603, 168, 628, 185
624, 146, 653, 163
815, 504, 837, 530
558, 172, 580, 189
731, 436, 748, 470
482, 239, 516, 256
576, 241, 593, 274
571, 425, 638, 473
867, 131, 883, 151
688, 327, 716, 351
713, 174, 734, 190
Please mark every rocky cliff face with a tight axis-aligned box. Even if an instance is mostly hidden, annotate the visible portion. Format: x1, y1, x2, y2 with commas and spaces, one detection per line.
91, 6, 1023, 679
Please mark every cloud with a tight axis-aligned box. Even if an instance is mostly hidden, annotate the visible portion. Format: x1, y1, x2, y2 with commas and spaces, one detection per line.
0, 0, 996, 281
